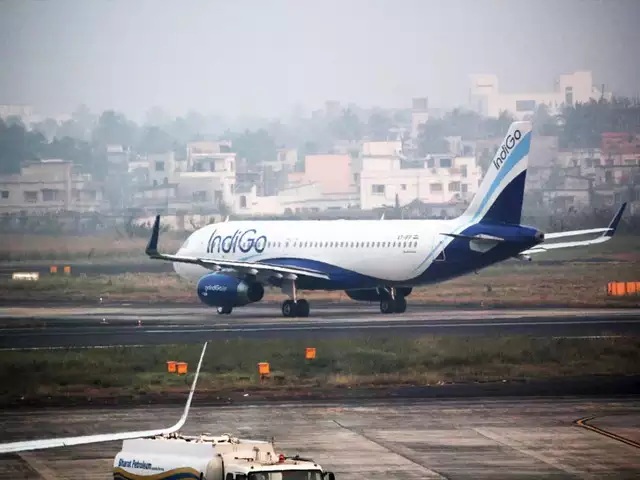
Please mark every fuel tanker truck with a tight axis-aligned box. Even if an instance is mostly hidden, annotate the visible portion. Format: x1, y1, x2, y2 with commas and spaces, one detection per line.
113, 432, 336, 480
0, 343, 336, 479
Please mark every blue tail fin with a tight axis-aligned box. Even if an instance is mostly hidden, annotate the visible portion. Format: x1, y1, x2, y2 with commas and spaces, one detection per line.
462, 121, 532, 225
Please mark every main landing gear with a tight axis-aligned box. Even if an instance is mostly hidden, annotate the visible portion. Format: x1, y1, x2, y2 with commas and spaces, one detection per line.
281, 276, 310, 318
217, 306, 232, 315
282, 298, 310, 318
379, 287, 407, 314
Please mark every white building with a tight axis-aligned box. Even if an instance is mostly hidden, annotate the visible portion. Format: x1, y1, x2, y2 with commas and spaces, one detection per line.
359, 146, 482, 210
147, 152, 177, 187
0, 104, 34, 121
468, 71, 611, 119
233, 182, 359, 217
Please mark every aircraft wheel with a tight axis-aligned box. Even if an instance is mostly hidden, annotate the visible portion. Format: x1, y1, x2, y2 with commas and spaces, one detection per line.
282, 300, 295, 317
395, 296, 407, 313
217, 306, 232, 315
295, 299, 310, 317
380, 298, 396, 314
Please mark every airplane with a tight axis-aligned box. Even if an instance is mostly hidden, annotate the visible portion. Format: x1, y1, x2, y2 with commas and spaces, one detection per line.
145, 120, 627, 318
0, 342, 208, 454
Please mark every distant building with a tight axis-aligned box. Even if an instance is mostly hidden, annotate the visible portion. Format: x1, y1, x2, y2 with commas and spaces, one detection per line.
0, 104, 34, 121
0, 160, 104, 213
358, 140, 481, 210
601, 132, 640, 162
290, 154, 355, 195
468, 71, 611, 119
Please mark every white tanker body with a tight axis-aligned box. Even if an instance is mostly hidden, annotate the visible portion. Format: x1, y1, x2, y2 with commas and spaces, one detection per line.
113, 433, 336, 480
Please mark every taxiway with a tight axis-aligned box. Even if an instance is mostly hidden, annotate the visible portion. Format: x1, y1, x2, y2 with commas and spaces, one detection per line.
1, 397, 639, 479
0, 305, 639, 349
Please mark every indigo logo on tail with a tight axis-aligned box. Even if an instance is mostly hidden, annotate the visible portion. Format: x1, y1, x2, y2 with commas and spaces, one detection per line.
493, 129, 522, 171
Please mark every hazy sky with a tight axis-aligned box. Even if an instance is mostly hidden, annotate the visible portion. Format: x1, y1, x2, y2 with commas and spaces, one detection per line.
1, 0, 639, 121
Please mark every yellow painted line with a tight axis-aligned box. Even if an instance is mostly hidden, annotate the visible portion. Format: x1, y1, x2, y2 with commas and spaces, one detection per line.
574, 415, 640, 449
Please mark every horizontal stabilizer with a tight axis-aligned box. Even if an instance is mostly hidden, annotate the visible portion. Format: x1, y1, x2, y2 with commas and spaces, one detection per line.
522, 236, 612, 254
522, 203, 627, 256
441, 232, 505, 242
545, 227, 612, 240
0, 342, 208, 454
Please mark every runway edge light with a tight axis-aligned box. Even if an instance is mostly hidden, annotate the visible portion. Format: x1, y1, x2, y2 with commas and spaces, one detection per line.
305, 347, 316, 360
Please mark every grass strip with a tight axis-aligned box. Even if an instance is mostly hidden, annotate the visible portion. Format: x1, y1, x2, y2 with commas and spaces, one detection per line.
3, 259, 639, 307
1, 336, 639, 407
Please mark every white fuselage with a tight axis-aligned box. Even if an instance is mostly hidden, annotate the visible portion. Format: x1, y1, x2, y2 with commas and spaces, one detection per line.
173, 218, 460, 285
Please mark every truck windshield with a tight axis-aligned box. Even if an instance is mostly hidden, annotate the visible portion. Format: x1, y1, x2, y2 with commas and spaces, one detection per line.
248, 471, 323, 480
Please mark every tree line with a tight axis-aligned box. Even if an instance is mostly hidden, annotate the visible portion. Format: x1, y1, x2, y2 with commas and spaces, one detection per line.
1, 97, 640, 178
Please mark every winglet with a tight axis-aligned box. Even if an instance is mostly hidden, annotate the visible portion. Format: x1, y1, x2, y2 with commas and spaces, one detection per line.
166, 341, 208, 433
0, 342, 208, 454
603, 202, 626, 238
145, 215, 161, 256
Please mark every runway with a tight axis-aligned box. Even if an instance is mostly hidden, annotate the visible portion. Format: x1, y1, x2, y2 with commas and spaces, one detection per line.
1, 397, 639, 479
0, 304, 639, 349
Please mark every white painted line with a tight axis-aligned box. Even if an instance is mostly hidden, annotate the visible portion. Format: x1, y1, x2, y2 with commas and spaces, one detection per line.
143, 318, 640, 334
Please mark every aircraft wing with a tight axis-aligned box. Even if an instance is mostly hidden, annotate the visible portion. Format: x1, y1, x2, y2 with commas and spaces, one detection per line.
0, 342, 208, 454
145, 216, 330, 280
521, 203, 627, 256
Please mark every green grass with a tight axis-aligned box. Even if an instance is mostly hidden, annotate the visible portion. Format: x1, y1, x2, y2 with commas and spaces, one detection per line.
0, 232, 184, 262
3, 258, 640, 307
1, 336, 639, 406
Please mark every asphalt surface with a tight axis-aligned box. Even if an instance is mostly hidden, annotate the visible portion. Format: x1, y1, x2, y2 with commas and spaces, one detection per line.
0, 304, 639, 349
1, 397, 639, 479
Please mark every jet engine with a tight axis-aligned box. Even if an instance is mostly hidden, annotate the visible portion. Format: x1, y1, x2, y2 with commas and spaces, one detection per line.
196, 273, 264, 307
345, 287, 412, 302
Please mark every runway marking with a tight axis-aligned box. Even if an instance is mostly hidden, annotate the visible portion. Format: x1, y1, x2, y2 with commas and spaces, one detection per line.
551, 335, 624, 339
0, 344, 150, 351
142, 318, 640, 334
17, 453, 59, 480
332, 420, 449, 479
473, 427, 591, 478
574, 415, 640, 449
